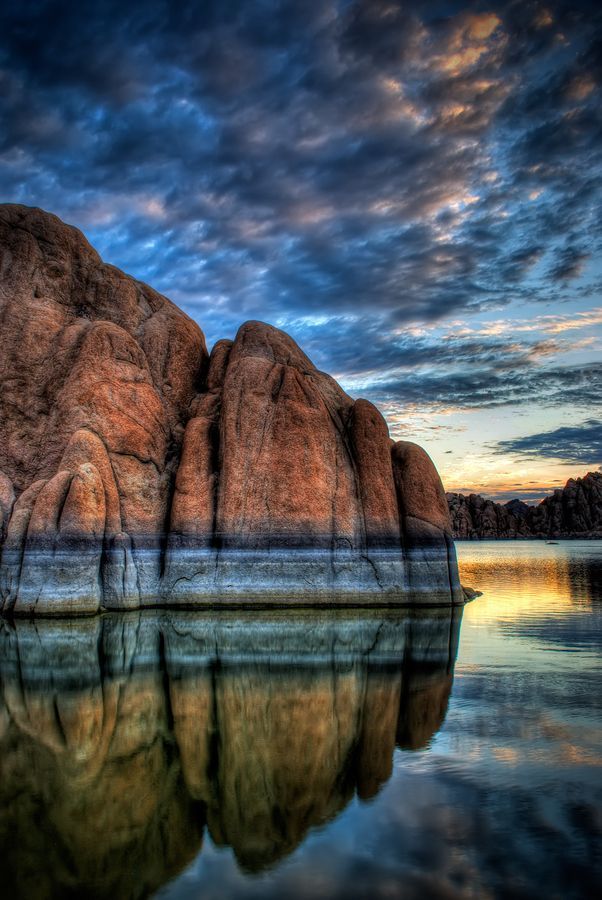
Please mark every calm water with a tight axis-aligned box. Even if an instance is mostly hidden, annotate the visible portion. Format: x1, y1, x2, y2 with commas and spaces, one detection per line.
0, 541, 600, 899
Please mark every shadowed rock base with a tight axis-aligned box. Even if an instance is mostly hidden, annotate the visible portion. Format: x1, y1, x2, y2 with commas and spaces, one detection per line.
1, 540, 463, 615
0, 608, 461, 892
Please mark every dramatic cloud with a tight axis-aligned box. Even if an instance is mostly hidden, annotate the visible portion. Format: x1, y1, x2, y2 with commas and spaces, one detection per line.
366, 360, 602, 412
1, 1, 601, 491
1, 1, 601, 339
493, 418, 602, 463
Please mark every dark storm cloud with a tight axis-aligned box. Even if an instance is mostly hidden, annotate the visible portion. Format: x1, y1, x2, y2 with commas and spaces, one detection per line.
293, 313, 563, 378
0, 0, 601, 395
291, 309, 599, 415
493, 418, 602, 462
364, 361, 602, 412
549, 246, 590, 281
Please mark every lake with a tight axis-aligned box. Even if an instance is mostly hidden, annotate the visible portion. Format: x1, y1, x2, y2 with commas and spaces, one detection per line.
0, 540, 600, 899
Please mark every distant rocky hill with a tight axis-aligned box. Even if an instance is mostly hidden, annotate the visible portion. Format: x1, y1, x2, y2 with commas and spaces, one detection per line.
447, 472, 602, 539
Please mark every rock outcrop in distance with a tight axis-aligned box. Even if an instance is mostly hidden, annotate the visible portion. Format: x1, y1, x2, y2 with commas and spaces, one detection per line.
0, 204, 462, 614
0, 608, 460, 891
447, 472, 602, 539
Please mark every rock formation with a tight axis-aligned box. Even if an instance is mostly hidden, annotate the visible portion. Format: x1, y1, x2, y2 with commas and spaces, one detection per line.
0, 205, 461, 614
0, 608, 461, 892
447, 492, 532, 540
447, 472, 602, 539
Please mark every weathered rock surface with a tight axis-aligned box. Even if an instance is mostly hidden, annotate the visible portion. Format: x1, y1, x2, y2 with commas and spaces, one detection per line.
0, 204, 206, 613
0, 205, 461, 613
447, 472, 602, 539
0, 608, 461, 890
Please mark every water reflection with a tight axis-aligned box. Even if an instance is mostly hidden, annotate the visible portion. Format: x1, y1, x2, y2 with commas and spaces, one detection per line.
457, 539, 602, 613
0, 609, 461, 898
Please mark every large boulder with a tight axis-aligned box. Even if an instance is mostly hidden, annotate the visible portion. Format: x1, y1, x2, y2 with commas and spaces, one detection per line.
392, 441, 461, 597
0, 205, 207, 612
0, 205, 462, 613
163, 321, 417, 600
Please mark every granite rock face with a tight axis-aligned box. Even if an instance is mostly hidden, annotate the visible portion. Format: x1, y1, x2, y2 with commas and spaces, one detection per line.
0, 205, 461, 613
447, 472, 602, 539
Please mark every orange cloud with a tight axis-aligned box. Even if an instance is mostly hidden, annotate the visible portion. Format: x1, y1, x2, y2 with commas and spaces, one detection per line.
565, 75, 596, 102
438, 12, 503, 75
466, 13, 502, 41
534, 8, 554, 29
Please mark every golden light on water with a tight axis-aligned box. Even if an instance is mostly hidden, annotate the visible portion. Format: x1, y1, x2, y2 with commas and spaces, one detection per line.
456, 541, 599, 622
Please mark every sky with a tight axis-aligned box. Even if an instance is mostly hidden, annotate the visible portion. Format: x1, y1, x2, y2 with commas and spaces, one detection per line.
1, 0, 601, 502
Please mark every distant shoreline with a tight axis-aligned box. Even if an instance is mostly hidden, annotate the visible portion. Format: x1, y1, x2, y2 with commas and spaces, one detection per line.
447, 472, 602, 540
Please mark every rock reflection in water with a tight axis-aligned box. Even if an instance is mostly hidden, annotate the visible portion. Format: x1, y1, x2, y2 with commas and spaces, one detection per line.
0, 609, 461, 897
